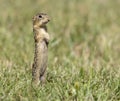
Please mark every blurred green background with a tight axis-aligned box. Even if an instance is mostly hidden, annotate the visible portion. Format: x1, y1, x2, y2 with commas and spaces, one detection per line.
0, 0, 120, 100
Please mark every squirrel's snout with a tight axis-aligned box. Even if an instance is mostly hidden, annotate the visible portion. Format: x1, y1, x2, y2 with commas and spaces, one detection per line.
48, 19, 50, 22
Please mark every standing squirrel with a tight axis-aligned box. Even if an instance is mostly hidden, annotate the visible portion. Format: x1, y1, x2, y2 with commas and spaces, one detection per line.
32, 13, 50, 86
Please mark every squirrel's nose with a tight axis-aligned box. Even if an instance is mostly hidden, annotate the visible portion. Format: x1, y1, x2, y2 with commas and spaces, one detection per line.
48, 19, 50, 22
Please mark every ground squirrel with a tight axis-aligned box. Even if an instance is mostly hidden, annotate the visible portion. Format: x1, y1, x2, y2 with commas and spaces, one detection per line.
32, 13, 50, 86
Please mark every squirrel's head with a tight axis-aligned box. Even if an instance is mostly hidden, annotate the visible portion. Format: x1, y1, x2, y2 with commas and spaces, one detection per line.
32, 13, 50, 28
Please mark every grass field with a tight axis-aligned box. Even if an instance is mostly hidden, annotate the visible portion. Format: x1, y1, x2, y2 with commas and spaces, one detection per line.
0, 0, 120, 100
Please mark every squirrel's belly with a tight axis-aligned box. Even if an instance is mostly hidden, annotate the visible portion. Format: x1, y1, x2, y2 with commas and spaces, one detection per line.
36, 41, 48, 53
35, 41, 48, 75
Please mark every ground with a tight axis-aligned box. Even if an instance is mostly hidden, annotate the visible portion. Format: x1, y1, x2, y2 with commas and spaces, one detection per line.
0, 0, 120, 101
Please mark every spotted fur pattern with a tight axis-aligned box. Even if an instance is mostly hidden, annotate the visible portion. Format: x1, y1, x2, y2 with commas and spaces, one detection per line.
32, 13, 50, 86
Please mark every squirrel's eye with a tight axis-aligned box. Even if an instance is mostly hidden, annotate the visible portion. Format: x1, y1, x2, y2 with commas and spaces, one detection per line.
39, 15, 42, 18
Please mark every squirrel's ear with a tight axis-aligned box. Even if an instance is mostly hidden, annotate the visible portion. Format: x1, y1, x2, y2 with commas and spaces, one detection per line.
32, 16, 36, 21
32, 17, 35, 21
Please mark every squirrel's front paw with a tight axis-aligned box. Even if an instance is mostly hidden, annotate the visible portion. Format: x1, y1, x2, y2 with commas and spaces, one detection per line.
44, 34, 50, 44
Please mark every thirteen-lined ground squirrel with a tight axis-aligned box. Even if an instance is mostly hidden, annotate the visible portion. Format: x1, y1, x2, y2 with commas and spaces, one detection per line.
32, 13, 50, 86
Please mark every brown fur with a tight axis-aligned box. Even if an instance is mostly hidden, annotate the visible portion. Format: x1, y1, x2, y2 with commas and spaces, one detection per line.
32, 13, 50, 86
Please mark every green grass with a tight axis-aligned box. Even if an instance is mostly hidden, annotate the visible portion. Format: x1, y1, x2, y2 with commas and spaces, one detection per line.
0, 0, 120, 100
